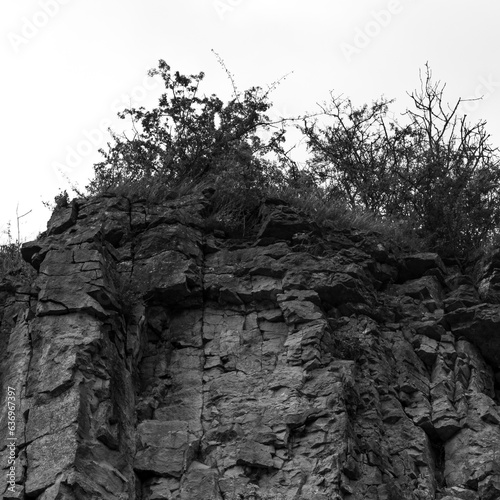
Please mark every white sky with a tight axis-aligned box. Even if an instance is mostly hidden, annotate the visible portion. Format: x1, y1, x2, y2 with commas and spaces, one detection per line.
2, 0, 500, 244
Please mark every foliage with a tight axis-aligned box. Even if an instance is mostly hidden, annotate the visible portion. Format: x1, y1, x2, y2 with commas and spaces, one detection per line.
54, 190, 70, 208
0, 224, 35, 284
42, 189, 70, 211
86, 61, 500, 257
331, 330, 364, 362
302, 64, 500, 258
87, 60, 289, 232
268, 183, 423, 252
0, 243, 22, 278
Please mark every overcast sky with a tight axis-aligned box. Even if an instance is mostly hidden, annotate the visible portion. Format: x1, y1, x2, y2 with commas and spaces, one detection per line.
2, 0, 500, 244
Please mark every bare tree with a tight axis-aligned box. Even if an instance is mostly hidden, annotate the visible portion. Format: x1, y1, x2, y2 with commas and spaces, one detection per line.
303, 64, 500, 257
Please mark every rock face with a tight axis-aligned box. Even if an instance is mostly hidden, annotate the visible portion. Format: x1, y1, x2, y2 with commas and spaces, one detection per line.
2, 192, 500, 499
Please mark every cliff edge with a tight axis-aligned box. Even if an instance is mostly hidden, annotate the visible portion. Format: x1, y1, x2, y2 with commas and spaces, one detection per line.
2, 191, 500, 500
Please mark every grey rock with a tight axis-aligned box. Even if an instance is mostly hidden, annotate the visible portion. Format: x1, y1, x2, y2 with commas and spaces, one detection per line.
5, 192, 500, 500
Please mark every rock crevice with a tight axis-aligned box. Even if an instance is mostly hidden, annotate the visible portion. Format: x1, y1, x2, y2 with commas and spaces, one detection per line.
2, 193, 500, 499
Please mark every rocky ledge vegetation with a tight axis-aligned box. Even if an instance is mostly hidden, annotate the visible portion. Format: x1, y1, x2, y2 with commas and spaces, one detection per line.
2, 189, 500, 500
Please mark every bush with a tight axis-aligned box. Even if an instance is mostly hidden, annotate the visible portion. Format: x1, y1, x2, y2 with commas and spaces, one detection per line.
86, 61, 500, 257
0, 243, 21, 277
268, 183, 423, 251
302, 64, 500, 258
87, 60, 289, 232
0, 243, 35, 284
0, 222, 36, 284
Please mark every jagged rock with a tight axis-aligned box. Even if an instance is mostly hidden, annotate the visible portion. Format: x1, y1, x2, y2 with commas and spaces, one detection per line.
392, 275, 443, 305
135, 420, 199, 477
46, 201, 78, 236
368, 261, 398, 286
5, 191, 500, 499
179, 463, 222, 500
236, 440, 274, 468
444, 285, 481, 312
413, 335, 439, 366
441, 486, 479, 499
411, 319, 446, 341
257, 203, 319, 241
445, 304, 500, 368
20, 240, 45, 270
478, 270, 500, 304
400, 252, 446, 281
474, 248, 500, 305
134, 250, 203, 306
278, 293, 324, 325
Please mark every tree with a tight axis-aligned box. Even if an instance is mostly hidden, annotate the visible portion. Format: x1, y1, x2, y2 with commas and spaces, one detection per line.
302, 64, 500, 257
402, 65, 500, 254
88, 60, 287, 199
87, 60, 294, 233
301, 94, 405, 213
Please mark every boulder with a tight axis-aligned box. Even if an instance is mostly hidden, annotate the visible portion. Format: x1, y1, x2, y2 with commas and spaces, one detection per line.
399, 252, 446, 281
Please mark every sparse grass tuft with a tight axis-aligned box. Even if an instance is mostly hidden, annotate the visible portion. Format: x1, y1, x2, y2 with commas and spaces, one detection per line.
266, 184, 425, 251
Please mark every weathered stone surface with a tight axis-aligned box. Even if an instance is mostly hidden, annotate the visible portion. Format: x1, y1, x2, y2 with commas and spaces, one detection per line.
135, 420, 199, 477
475, 248, 500, 305
25, 426, 78, 495
5, 192, 500, 499
133, 250, 202, 306
400, 252, 446, 281
414, 335, 439, 366
445, 304, 500, 368
392, 275, 443, 305
411, 319, 446, 341
46, 202, 78, 236
235, 440, 274, 468
179, 463, 222, 500
478, 270, 500, 304
444, 284, 480, 312
257, 203, 319, 241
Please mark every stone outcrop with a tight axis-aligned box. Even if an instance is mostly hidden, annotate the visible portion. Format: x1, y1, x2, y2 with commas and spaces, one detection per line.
2, 191, 500, 499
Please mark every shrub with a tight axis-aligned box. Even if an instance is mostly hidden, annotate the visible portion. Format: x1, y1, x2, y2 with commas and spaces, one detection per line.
54, 190, 69, 208
0, 243, 35, 284
0, 243, 21, 277
85, 61, 500, 257
302, 64, 500, 258
87, 60, 289, 232
268, 183, 423, 251
0, 222, 36, 284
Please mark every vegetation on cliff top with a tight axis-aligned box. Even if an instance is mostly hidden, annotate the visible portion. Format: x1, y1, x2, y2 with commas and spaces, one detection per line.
85, 60, 500, 261
2, 61, 498, 281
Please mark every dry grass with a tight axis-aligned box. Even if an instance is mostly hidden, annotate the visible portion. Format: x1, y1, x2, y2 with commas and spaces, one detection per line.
87, 168, 427, 251
267, 185, 425, 251
94, 174, 211, 203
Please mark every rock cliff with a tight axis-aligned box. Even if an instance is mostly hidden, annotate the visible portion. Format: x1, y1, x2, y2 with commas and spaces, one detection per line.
2, 190, 500, 499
